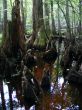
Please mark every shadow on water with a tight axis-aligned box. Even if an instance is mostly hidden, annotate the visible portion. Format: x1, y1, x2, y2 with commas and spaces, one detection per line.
0, 77, 80, 110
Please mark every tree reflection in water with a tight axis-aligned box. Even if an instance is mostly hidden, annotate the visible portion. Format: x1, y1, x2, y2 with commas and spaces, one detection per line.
0, 77, 79, 110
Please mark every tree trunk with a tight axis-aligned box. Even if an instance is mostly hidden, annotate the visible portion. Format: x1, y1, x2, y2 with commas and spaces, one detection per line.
44, 0, 51, 37
71, 8, 74, 35
3, 0, 7, 38
8, 83, 13, 110
20, 0, 26, 32
11, 0, 25, 57
38, 0, 47, 45
66, 0, 71, 38
73, 11, 76, 34
0, 8, 2, 33
0, 81, 6, 110
32, 0, 39, 44
51, 0, 57, 35
32, 0, 47, 45
0, 8, 1, 22
79, 0, 82, 36
57, 0, 61, 36
24, 0, 28, 32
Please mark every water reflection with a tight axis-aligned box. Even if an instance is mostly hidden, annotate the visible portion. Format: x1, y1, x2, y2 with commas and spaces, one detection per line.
0, 77, 80, 110
58, 77, 64, 87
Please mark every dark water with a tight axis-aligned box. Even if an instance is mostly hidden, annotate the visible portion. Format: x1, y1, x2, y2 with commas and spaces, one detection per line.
0, 77, 79, 110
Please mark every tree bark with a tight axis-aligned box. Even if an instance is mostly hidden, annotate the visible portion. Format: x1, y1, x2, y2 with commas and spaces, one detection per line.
3, 0, 7, 38
0, 81, 6, 110
79, 0, 82, 35
51, 0, 57, 35
57, 0, 61, 36
44, 0, 50, 35
8, 83, 13, 110
32, 0, 39, 44
20, 0, 26, 32
66, 0, 71, 38
32, 0, 46, 45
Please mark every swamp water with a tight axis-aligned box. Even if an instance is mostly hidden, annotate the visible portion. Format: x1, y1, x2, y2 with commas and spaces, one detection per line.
0, 77, 80, 110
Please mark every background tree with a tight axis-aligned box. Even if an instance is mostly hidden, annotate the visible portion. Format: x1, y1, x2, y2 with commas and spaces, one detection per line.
3, 0, 7, 38
0, 0, 81, 46
51, 0, 57, 35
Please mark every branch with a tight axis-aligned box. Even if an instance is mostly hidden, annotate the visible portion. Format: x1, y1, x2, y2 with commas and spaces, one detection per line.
69, 0, 79, 17
55, 0, 67, 22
